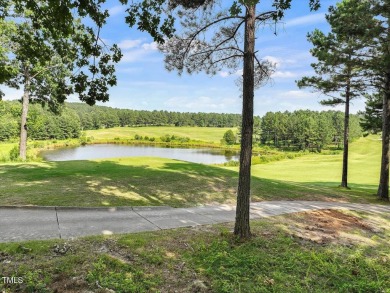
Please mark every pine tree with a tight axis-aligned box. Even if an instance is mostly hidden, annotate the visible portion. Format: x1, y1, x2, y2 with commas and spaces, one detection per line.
297, 0, 373, 188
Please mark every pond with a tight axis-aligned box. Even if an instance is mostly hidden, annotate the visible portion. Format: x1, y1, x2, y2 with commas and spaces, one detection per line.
40, 144, 240, 164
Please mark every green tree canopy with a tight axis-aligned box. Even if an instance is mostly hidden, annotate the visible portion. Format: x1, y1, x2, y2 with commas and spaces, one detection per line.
0, 0, 122, 159
223, 129, 236, 145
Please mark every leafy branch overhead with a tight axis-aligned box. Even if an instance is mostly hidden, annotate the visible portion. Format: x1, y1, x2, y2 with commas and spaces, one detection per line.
125, 0, 319, 88
0, 0, 122, 107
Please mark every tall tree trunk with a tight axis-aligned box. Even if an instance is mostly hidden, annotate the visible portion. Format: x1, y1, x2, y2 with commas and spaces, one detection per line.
234, 4, 256, 239
377, 70, 390, 200
377, 13, 390, 201
340, 79, 350, 188
19, 71, 30, 161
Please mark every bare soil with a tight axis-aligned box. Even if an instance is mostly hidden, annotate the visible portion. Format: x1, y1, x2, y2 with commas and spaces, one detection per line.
284, 209, 377, 245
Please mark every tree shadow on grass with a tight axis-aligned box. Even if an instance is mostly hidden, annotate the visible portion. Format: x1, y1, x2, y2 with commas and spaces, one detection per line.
0, 159, 386, 207
0, 159, 239, 207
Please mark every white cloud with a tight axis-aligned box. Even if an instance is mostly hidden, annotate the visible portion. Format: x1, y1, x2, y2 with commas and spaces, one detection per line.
263, 55, 282, 68
66, 94, 80, 103
219, 71, 229, 78
117, 67, 142, 74
164, 96, 240, 113
235, 69, 243, 76
142, 42, 158, 51
108, 5, 126, 17
118, 40, 161, 63
0, 87, 22, 100
124, 81, 169, 87
118, 39, 142, 50
272, 71, 298, 78
121, 49, 150, 63
285, 13, 326, 27
279, 90, 318, 99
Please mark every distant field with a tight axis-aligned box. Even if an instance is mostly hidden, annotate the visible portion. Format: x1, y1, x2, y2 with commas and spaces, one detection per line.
85, 126, 236, 144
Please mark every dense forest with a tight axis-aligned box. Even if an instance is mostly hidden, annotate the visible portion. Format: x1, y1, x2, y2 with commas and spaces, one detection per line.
260, 110, 362, 151
0, 100, 362, 151
66, 103, 244, 129
0, 100, 80, 141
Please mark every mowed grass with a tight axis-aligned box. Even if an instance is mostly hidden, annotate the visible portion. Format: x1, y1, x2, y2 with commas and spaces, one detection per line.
0, 135, 387, 207
1, 157, 313, 207
246, 135, 383, 196
0, 155, 385, 208
0, 157, 238, 207
1, 210, 389, 292
85, 126, 236, 143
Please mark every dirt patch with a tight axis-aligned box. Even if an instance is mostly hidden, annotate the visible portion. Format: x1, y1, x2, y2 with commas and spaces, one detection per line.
285, 209, 376, 245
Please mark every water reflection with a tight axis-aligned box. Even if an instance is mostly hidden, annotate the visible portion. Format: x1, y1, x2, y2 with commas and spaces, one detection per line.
41, 144, 240, 164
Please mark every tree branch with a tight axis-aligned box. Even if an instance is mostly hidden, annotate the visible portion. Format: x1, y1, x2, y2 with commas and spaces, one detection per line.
183, 15, 245, 57
255, 11, 277, 21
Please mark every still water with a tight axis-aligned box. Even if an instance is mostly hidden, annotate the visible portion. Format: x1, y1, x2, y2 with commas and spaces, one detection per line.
41, 144, 240, 164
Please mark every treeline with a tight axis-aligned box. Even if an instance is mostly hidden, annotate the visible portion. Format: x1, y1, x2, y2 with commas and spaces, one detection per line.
260, 110, 362, 151
0, 101, 363, 151
0, 100, 80, 141
66, 103, 243, 129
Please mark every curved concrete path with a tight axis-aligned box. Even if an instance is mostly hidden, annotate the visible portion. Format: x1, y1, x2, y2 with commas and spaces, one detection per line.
0, 201, 389, 243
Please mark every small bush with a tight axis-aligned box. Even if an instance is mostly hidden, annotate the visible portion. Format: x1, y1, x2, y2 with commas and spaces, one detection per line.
33, 141, 45, 148
9, 146, 19, 161
178, 137, 190, 143
79, 132, 89, 146
223, 130, 236, 145
160, 134, 171, 142
223, 160, 239, 167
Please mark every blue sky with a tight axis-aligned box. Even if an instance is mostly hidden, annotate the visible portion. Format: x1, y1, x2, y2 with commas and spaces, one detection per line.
2, 0, 367, 116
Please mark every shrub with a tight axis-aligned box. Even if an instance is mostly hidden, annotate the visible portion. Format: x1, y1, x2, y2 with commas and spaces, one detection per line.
178, 137, 190, 143
9, 146, 19, 161
79, 132, 89, 146
223, 130, 236, 145
160, 134, 171, 142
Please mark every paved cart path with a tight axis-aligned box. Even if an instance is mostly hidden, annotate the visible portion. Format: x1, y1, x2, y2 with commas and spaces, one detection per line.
1, 201, 389, 243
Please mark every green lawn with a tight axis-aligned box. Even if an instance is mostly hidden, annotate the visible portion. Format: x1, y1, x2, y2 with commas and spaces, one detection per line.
85, 126, 236, 144
248, 136, 381, 193
0, 135, 387, 207
1, 209, 389, 292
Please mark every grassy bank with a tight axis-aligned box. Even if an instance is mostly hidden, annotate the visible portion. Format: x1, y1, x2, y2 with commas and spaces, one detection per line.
0, 126, 298, 167
1, 209, 389, 292
0, 126, 241, 162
